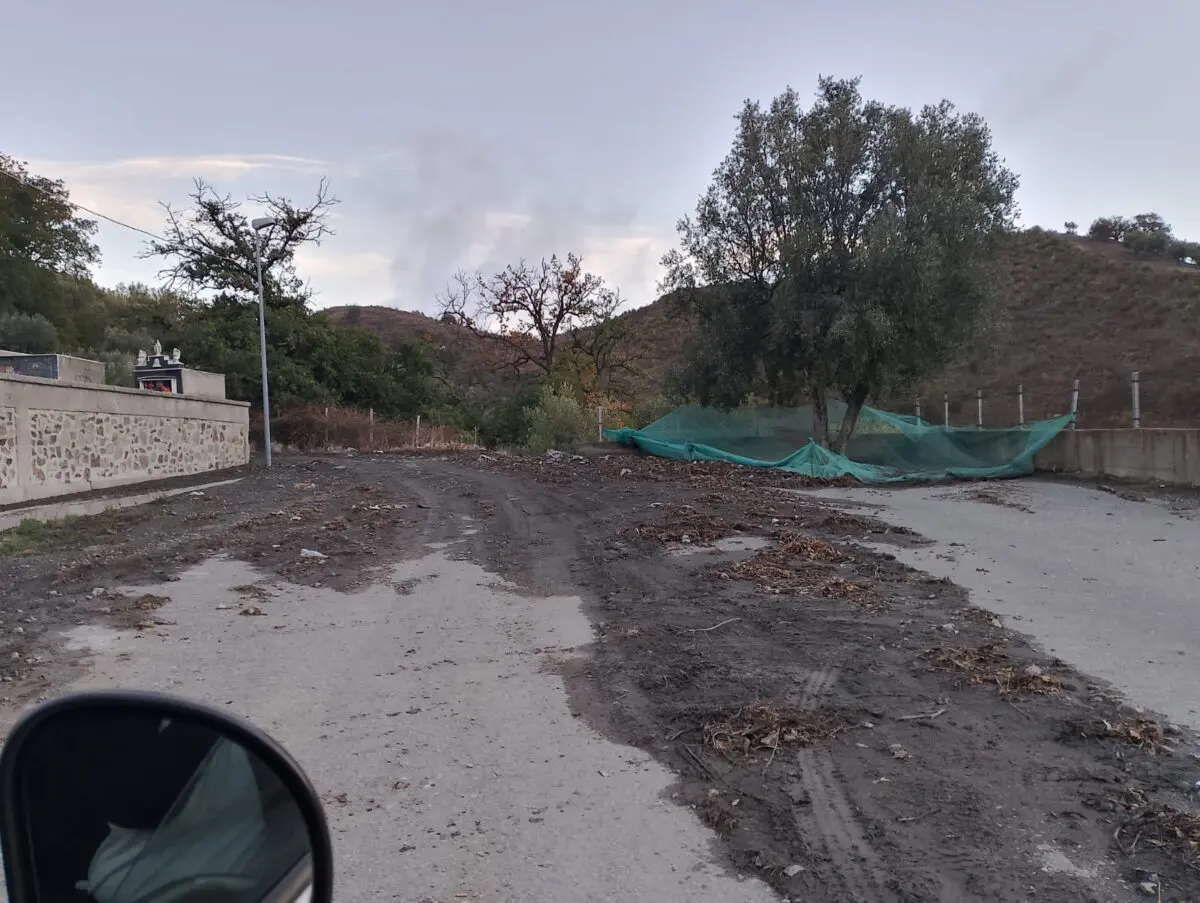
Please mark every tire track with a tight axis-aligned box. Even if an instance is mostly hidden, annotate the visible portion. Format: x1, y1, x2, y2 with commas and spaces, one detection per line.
794, 666, 892, 900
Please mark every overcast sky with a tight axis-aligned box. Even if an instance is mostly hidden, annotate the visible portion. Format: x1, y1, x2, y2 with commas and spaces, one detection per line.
4, 0, 1197, 313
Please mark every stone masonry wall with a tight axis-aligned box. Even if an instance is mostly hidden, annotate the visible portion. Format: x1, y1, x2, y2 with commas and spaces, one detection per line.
0, 374, 250, 505
26, 411, 246, 490
0, 407, 16, 491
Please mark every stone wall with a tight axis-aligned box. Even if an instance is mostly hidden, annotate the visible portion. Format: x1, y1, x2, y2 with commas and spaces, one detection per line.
0, 374, 249, 505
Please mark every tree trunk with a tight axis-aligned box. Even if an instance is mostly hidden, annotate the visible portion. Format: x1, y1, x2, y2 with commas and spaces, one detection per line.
809, 386, 829, 447
830, 386, 869, 454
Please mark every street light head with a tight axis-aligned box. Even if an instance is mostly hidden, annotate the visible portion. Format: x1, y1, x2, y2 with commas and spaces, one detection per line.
251, 217, 277, 231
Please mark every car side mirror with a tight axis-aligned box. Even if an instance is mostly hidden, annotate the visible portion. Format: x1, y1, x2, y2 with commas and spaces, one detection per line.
0, 691, 334, 903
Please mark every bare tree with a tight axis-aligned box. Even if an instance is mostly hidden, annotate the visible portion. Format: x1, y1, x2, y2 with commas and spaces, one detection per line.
142, 178, 338, 307
438, 253, 630, 382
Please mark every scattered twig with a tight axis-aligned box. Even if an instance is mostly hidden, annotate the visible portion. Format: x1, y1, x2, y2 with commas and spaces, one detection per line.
898, 807, 942, 824
681, 743, 717, 780
897, 708, 947, 722
1006, 699, 1032, 719
690, 617, 741, 635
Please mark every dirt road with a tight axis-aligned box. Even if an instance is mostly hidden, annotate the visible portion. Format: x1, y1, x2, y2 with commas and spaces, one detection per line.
2, 453, 1197, 901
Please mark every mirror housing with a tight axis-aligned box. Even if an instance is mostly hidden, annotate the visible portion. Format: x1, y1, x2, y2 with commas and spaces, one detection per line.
0, 691, 334, 903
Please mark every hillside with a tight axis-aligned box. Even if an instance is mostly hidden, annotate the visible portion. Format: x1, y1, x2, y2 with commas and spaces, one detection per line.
916, 231, 1200, 428
327, 232, 1200, 428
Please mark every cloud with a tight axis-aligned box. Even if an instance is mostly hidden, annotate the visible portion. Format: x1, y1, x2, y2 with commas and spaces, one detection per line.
24, 140, 673, 312
374, 131, 673, 311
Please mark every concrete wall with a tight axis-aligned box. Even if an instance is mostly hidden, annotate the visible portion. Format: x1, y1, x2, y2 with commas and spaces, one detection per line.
58, 355, 107, 384
180, 368, 227, 400
0, 354, 106, 384
0, 373, 249, 505
1034, 429, 1200, 486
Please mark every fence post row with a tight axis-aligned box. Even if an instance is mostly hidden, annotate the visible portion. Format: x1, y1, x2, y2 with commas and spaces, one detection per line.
920, 372, 1144, 430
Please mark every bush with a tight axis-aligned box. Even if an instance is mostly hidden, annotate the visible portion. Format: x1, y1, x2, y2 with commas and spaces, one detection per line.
477, 384, 542, 448
524, 383, 592, 454
0, 312, 58, 353
629, 395, 675, 428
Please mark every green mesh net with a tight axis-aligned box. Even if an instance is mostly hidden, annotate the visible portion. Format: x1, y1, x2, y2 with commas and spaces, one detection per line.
604, 403, 1073, 483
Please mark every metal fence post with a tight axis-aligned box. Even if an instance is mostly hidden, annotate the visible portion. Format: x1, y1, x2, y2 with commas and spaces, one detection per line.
915, 398, 921, 421
976, 389, 983, 428
943, 393, 949, 427
1017, 384, 1025, 427
1131, 371, 1141, 428
1069, 378, 1080, 429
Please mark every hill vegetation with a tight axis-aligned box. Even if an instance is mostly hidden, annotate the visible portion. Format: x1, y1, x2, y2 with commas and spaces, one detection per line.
329, 227, 1200, 429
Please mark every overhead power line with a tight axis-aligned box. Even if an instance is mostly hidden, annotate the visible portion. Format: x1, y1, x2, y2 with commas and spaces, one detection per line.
0, 164, 166, 242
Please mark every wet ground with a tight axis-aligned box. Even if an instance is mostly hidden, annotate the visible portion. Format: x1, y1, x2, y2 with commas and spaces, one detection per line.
2, 452, 1198, 901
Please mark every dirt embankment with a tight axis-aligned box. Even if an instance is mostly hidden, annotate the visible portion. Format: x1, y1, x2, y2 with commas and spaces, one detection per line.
1, 451, 1196, 900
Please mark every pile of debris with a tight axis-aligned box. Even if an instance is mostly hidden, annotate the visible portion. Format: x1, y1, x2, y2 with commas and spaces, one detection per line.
1069, 715, 1169, 754
1096, 787, 1200, 860
716, 532, 881, 607
922, 644, 1063, 696
625, 505, 740, 544
703, 703, 844, 759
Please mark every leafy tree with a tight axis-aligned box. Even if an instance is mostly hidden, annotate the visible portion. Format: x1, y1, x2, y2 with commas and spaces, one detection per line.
0, 155, 99, 280
1124, 229, 1170, 256
1064, 221, 1078, 235
1133, 212, 1171, 237
661, 77, 1018, 450
1088, 216, 1133, 242
437, 254, 631, 386
0, 155, 102, 342
0, 312, 58, 353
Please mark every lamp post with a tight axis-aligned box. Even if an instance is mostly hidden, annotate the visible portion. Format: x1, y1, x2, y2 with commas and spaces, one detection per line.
251, 216, 277, 467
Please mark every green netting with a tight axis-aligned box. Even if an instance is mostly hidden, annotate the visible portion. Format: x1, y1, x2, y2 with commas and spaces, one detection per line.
604, 403, 1073, 483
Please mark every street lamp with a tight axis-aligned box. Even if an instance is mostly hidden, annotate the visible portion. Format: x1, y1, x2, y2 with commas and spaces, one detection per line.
251, 216, 277, 467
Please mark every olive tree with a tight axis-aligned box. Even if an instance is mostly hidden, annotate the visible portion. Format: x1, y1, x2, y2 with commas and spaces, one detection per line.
661, 77, 1019, 450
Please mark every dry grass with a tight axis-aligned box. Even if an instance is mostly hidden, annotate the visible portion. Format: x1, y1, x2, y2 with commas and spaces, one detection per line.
703, 703, 844, 758
922, 644, 1063, 695
914, 231, 1200, 427
254, 405, 471, 452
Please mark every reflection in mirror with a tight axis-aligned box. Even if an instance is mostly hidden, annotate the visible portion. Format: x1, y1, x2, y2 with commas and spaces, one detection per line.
15, 706, 312, 902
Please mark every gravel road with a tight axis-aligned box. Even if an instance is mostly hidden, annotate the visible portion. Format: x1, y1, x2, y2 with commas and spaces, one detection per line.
2, 455, 1199, 901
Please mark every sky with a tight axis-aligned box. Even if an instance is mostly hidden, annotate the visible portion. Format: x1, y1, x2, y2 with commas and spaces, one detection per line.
3, 0, 1199, 314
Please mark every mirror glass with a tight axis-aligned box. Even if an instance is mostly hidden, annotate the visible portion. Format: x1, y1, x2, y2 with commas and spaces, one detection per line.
11, 706, 312, 903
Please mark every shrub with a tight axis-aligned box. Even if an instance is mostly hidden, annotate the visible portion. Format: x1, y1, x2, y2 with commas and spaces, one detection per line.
629, 395, 675, 428
524, 383, 592, 453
